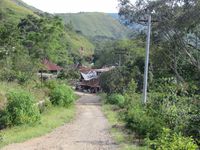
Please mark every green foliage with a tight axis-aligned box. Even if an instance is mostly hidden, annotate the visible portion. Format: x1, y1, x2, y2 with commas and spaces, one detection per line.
0, 0, 36, 23
107, 94, 125, 108
149, 128, 198, 150
5, 90, 40, 126
94, 39, 145, 68
44, 80, 59, 90
97, 39, 145, 93
0, 105, 75, 148
16, 71, 32, 85
125, 101, 164, 140
0, 109, 9, 129
119, 0, 200, 82
57, 12, 131, 39
0, 68, 16, 82
125, 79, 137, 95
0, 2, 95, 81
49, 84, 75, 107
57, 67, 80, 80
121, 91, 199, 146
100, 68, 126, 94
185, 97, 200, 145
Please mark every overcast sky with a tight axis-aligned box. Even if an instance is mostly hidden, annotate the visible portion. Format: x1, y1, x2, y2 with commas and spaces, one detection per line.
22, 0, 120, 13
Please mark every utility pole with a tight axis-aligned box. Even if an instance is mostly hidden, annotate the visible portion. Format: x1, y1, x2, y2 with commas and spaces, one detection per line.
141, 13, 152, 104
114, 48, 128, 67
119, 54, 121, 66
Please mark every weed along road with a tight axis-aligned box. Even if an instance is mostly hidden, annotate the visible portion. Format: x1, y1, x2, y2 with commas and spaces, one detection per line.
3, 92, 118, 150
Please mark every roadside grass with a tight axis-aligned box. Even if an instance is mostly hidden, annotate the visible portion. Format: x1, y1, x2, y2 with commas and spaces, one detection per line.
102, 104, 147, 150
0, 105, 76, 148
0, 82, 48, 108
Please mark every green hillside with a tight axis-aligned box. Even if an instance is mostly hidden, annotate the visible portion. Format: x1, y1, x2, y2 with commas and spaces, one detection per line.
11, 0, 43, 13
0, 0, 37, 23
57, 12, 131, 39
0, 0, 94, 58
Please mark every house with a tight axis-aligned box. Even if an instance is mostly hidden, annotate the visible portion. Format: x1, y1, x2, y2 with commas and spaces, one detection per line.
76, 66, 115, 93
38, 59, 63, 80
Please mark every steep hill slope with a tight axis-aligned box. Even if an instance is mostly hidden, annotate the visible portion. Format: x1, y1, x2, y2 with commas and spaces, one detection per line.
0, 0, 37, 23
56, 12, 131, 39
11, 0, 42, 13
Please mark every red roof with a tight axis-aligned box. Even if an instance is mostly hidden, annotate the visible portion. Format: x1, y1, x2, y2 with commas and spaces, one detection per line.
42, 59, 63, 71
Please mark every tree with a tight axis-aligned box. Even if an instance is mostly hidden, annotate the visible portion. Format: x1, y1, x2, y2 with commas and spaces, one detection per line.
118, 0, 200, 82
18, 15, 71, 66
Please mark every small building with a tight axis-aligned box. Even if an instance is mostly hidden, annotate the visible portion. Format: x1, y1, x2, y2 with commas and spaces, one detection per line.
38, 59, 63, 80
76, 66, 115, 93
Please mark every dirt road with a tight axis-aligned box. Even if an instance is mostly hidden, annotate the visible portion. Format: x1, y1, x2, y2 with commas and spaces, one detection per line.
3, 93, 118, 150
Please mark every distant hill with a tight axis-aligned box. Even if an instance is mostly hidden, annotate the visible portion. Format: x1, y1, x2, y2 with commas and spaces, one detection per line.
56, 12, 132, 39
108, 13, 145, 33
0, 0, 94, 57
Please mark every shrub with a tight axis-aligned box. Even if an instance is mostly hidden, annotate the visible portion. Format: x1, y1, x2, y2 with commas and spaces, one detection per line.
185, 99, 200, 146
44, 80, 59, 90
49, 84, 75, 107
100, 68, 126, 94
0, 109, 9, 129
107, 94, 125, 108
149, 128, 198, 150
6, 90, 40, 126
125, 103, 164, 139
148, 93, 194, 134
125, 79, 137, 95
57, 68, 80, 80
16, 71, 32, 85
0, 68, 16, 82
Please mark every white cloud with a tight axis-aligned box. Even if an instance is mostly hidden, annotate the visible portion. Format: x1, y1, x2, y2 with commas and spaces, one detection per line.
22, 0, 119, 13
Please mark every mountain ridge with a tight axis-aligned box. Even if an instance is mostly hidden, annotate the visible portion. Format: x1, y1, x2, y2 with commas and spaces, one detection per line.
56, 12, 132, 39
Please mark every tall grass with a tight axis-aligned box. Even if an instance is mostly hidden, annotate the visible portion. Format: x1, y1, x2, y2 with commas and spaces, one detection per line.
0, 106, 75, 148
102, 104, 147, 150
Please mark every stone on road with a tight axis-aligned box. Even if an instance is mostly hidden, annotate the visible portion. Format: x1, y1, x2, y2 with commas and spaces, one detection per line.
2, 93, 118, 150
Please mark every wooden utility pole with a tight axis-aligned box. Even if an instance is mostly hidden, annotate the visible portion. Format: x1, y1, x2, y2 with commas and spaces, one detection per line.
114, 48, 128, 67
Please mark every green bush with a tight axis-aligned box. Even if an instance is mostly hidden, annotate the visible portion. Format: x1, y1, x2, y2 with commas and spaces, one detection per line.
148, 93, 195, 134
57, 68, 80, 80
0, 68, 16, 82
16, 71, 32, 85
0, 109, 9, 129
44, 80, 59, 90
125, 103, 164, 139
149, 128, 198, 150
100, 68, 126, 94
6, 90, 40, 126
107, 94, 125, 108
49, 84, 75, 107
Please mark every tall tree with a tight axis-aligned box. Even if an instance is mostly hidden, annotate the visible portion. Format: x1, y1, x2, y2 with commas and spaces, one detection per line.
119, 0, 200, 81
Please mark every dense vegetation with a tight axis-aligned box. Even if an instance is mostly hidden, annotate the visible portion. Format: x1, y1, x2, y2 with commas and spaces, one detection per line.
0, 0, 95, 84
97, 0, 199, 149
0, 0, 80, 145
